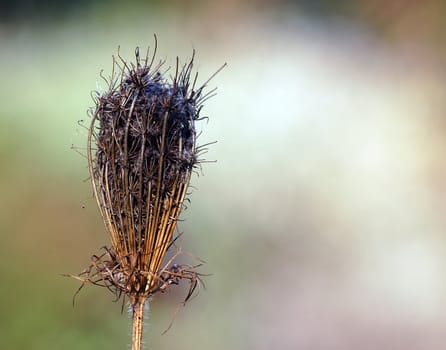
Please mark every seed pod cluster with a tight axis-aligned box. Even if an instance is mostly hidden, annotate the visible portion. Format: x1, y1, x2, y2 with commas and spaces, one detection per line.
74, 45, 221, 308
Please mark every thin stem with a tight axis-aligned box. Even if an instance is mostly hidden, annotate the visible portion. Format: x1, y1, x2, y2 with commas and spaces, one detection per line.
132, 298, 146, 350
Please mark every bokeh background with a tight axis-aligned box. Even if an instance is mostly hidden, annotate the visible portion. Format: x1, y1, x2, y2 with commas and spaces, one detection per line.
1, 1, 446, 349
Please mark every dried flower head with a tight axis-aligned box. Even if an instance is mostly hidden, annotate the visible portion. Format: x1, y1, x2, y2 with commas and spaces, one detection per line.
69, 39, 224, 348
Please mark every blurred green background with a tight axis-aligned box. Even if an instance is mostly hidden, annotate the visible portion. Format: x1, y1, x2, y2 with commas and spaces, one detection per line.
1, 0, 446, 349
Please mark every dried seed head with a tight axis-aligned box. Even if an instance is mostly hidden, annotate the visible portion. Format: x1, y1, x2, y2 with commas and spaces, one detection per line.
71, 43, 224, 307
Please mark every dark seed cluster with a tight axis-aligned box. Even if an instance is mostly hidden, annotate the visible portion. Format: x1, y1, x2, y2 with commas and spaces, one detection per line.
94, 53, 199, 248
71, 45, 223, 308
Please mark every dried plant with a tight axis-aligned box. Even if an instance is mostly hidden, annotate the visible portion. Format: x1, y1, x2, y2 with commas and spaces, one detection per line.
69, 39, 224, 350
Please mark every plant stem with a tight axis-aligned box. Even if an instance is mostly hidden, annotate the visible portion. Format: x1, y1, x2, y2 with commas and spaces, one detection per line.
132, 298, 146, 350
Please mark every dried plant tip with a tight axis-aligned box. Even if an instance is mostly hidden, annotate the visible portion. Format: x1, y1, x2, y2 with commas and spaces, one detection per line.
81, 44, 220, 306
68, 40, 224, 350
